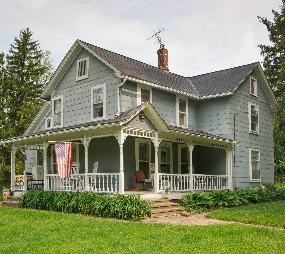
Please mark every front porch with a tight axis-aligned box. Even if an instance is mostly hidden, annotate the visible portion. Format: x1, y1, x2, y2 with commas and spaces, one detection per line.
10, 126, 233, 195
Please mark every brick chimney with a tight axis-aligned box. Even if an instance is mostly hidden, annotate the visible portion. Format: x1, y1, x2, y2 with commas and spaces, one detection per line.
157, 44, 169, 71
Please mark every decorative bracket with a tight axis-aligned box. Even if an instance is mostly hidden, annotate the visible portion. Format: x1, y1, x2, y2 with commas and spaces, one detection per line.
81, 137, 92, 148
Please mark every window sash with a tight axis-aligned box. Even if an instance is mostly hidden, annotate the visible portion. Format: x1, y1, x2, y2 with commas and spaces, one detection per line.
52, 98, 62, 127
250, 149, 260, 180
141, 88, 150, 103
250, 77, 257, 96
250, 104, 259, 133
77, 59, 88, 78
91, 85, 105, 119
177, 97, 188, 127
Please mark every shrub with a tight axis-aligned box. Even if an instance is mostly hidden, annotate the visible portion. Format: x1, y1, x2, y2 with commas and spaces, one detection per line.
20, 191, 151, 220
181, 183, 285, 213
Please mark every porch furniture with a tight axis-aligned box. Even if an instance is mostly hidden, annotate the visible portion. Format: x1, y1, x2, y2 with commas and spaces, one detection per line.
133, 170, 146, 190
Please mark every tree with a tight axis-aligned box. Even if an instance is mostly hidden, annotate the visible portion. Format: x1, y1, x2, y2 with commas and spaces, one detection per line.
258, 0, 285, 181
0, 28, 53, 187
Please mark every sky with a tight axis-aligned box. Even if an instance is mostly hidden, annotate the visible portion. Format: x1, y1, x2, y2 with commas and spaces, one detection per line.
0, 0, 282, 76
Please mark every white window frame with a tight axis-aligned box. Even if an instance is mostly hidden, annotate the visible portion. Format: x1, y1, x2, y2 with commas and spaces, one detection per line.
76, 57, 89, 81
250, 76, 258, 97
178, 144, 188, 174
176, 96, 188, 128
45, 117, 52, 130
137, 85, 152, 105
159, 141, 173, 174
248, 102, 259, 134
135, 138, 152, 182
249, 148, 261, 182
51, 95, 63, 128
91, 84, 106, 121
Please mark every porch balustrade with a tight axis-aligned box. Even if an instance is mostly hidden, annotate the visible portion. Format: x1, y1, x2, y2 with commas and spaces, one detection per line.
192, 174, 228, 190
158, 173, 192, 192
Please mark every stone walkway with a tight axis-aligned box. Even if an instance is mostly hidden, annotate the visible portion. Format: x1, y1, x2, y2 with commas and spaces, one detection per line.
144, 213, 233, 226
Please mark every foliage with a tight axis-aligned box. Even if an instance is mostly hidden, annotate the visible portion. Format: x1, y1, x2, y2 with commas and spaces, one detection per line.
258, 1, 285, 181
181, 184, 285, 213
208, 200, 285, 228
0, 28, 53, 181
1, 207, 285, 254
20, 191, 151, 220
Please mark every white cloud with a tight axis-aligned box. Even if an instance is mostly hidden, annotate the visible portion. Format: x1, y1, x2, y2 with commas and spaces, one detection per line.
0, 0, 281, 76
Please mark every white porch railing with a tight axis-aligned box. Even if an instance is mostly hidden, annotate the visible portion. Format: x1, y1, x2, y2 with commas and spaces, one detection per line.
158, 173, 192, 192
158, 173, 229, 192
46, 173, 119, 193
192, 174, 228, 191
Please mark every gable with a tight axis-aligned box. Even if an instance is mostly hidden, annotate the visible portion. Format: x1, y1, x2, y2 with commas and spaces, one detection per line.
126, 114, 156, 130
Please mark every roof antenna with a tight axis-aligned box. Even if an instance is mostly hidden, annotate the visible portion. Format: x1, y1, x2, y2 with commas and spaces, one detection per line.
147, 28, 166, 48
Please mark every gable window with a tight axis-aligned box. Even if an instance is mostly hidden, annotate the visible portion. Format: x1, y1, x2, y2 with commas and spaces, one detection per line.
249, 149, 261, 182
91, 84, 106, 120
250, 76, 257, 97
137, 85, 152, 105
76, 57, 89, 81
52, 96, 63, 128
248, 102, 259, 134
176, 96, 188, 128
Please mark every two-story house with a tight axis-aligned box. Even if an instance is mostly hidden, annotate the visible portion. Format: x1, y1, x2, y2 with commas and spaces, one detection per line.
1, 39, 277, 196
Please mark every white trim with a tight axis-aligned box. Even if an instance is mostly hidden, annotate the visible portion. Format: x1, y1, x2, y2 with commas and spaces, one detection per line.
178, 144, 188, 174
45, 117, 52, 130
176, 95, 188, 128
135, 138, 152, 181
76, 57, 89, 81
249, 148, 261, 182
250, 76, 258, 97
137, 84, 152, 106
91, 84, 106, 121
248, 102, 259, 135
51, 95, 63, 128
159, 141, 173, 174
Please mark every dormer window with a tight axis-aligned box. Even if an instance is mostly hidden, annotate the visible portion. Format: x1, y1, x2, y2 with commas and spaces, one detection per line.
137, 85, 152, 105
176, 96, 188, 128
250, 76, 257, 97
76, 57, 89, 81
91, 84, 106, 120
52, 96, 63, 128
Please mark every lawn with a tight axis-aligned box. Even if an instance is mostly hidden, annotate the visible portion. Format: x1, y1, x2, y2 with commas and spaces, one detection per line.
208, 201, 285, 228
0, 207, 285, 254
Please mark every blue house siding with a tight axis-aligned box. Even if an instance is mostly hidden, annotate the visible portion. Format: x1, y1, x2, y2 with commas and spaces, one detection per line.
229, 72, 274, 187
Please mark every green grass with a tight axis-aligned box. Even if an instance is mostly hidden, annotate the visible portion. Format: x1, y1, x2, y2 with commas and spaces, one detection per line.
208, 201, 285, 228
0, 207, 285, 253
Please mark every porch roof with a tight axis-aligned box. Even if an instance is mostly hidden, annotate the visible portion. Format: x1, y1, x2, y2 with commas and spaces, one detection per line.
0, 103, 234, 145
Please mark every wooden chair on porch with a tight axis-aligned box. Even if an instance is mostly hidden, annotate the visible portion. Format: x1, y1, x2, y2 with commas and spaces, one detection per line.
133, 170, 145, 190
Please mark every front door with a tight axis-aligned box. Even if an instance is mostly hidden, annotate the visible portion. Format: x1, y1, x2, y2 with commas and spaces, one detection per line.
135, 139, 151, 181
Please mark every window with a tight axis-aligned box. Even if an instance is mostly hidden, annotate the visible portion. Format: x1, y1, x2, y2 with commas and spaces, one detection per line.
250, 76, 257, 97
135, 139, 151, 181
176, 96, 188, 128
137, 85, 152, 105
91, 84, 106, 120
249, 149, 261, 181
52, 96, 63, 127
248, 103, 259, 134
37, 150, 44, 166
45, 117, 52, 130
159, 142, 172, 174
178, 144, 189, 174
76, 57, 89, 81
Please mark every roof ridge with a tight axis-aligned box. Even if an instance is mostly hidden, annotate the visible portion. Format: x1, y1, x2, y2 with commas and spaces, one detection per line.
189, 62, 259, 79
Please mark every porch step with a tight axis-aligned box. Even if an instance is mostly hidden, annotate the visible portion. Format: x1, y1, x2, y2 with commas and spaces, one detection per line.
1, 200, 20, 208
148, 199, 186, 218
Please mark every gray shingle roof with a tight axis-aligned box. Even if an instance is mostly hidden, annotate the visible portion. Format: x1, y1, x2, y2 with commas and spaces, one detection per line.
188, 62, 258, 97
80, 40, 199, 97
80, 40, 258, 98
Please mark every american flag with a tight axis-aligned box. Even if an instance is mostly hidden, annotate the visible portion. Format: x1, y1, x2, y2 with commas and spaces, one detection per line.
55, 142, 72, 178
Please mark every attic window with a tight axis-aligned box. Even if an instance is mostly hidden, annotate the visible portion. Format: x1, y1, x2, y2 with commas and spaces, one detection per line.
76, 57, 89, 81
137, 85, 152, 105
250, 76, 257, 97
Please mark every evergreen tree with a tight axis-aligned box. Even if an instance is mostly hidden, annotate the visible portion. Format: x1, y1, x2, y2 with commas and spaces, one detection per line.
258, 0, 285, 181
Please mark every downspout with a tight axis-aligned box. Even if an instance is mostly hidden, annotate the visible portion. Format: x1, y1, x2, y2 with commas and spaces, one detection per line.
116, 78, 127, 116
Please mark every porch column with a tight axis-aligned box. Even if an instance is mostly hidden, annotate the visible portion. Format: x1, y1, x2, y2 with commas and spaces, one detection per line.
82, 137, 91, 191
226, 146, 233, 190
153, 134, 161, 193
10, 145, 17, 192
187, 142, 194, 191
116, 131, 126, 194
43, 142, 49, 191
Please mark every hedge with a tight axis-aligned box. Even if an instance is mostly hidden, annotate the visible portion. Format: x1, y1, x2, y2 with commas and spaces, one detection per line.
181, 184, 285, 213
20, 191, 151, 220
